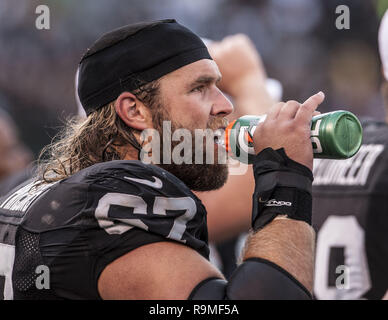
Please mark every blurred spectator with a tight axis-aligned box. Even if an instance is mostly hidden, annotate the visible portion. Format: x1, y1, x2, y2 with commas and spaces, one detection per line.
327, 41, 382, 118
0, 108, 33, 195
0, 109, 32, 178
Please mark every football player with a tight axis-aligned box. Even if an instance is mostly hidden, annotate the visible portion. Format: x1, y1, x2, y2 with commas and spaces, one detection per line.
0, 19, 323, 299
312, 10, 388, 300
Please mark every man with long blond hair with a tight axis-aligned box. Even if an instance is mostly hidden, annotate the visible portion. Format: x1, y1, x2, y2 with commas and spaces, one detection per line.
0, 19, 324, 300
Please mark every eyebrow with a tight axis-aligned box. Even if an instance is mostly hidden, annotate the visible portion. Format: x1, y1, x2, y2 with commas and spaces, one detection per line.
187, 75, 222, 90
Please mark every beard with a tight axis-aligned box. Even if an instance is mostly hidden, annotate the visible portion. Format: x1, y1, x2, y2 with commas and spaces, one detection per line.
160, 160, 229, 192
148, 106, 229, 192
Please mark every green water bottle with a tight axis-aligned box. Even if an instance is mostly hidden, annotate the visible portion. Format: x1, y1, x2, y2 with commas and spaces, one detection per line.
225, 110, 363, 164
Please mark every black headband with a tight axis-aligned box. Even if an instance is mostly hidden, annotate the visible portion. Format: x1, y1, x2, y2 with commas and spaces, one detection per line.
77, 19, 212, 115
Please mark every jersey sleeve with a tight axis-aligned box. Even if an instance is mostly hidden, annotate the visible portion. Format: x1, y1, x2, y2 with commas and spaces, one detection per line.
87, 162, 209, 288
88, 161, 209, 253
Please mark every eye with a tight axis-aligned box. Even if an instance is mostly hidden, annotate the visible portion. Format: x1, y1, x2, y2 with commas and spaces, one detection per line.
191, 85, 206, 93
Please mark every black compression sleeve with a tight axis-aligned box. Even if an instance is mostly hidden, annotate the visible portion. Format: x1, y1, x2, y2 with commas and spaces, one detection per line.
189, 258, 312, 300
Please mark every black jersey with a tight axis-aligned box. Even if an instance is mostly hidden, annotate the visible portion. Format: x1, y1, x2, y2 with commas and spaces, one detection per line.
312, 119, 388, 300
0, 160, 209, 300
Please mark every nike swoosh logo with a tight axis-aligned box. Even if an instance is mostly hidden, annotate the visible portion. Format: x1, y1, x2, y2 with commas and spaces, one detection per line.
124, 176, 163, 189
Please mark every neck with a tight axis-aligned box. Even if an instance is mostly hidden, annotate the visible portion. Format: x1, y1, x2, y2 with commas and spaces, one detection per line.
123, 147, 140, 161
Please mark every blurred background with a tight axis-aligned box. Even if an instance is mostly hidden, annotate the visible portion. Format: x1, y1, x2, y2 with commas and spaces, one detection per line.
0, 0, 387, 158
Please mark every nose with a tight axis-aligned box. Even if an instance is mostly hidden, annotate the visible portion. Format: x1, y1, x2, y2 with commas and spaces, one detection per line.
210, 90, 234, 117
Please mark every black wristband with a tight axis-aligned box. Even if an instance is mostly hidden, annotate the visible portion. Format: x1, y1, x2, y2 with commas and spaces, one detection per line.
251, 148, 313, 231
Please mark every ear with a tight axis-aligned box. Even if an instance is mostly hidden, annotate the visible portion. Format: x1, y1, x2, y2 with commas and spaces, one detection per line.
114, 92, 153, 130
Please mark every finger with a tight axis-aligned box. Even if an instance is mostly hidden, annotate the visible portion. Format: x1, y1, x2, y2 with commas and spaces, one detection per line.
266, 102, 285, 120
312, 111, 321, 117
278, 100, 300, 120
295, 91, 325, 122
